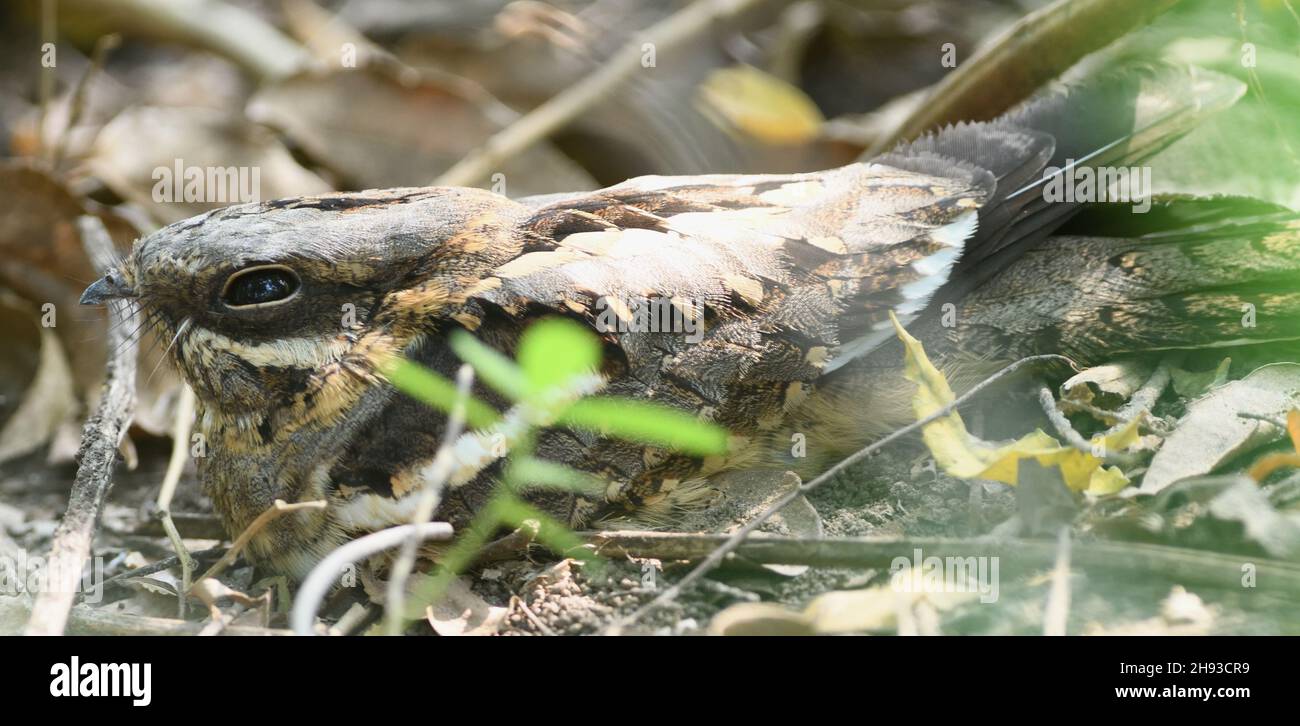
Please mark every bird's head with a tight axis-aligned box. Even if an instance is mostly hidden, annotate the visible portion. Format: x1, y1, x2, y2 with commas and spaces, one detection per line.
81, 187, 526, 413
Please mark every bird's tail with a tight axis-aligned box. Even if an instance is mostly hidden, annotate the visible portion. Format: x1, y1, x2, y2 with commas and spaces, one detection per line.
940, 196, 1300, 365
876, 62, 1248, 308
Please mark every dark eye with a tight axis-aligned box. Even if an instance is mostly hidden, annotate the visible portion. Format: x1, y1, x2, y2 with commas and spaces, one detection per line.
221, 266, 300, 307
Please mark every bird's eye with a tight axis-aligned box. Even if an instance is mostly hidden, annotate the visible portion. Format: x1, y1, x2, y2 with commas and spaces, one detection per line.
221, 265, 300, 307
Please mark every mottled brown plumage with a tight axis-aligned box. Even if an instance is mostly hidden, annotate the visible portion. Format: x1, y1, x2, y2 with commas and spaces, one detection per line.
81, 63, 1295, 578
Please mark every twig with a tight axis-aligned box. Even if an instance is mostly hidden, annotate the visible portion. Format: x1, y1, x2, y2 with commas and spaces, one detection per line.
1042, 526, 1072, 636
1037, 385, 1142, 467
50, 33, 120, 170
384, 365, 474, 635
4, 598, 289, 636
1057, 398, 1123, 425
1103, 358, 1172, 438
98, 546, 225, 595
609, 353, 1074, 631
291, 522, 455, 636
191, 499, 327, 586
156, 384, 196, 617
584, 531, 1300, 597
37, 0, 56, 159
197, 603, 246, 637
474, 523, 543, 566
327, 602, 377, 637
24, 217, 139, 637
434, 0, 767, 187
1237, 412, 1288, 431
869, 0, 1185, 154
61, 0, 310, 81
510, 595, 557, 636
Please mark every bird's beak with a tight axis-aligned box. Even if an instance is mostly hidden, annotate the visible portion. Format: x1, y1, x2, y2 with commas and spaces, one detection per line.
80, 275, 135, 305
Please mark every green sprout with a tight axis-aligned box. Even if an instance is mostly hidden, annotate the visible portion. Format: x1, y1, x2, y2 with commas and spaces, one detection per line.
379, 317, 728, 626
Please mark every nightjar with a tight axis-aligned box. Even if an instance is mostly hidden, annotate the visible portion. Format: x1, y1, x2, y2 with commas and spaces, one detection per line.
80, 64, 1300, 578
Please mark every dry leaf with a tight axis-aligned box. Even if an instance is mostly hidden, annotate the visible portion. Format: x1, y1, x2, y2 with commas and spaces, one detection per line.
1142, 363, 1300, 493
247, 65, 596, 195
892, 313, 1134, 494
696, 64, 824, 145
1062, 359, 1155, 407
425, 578, 507, 636
89, 105, 332, 223
0, 294, 77, 464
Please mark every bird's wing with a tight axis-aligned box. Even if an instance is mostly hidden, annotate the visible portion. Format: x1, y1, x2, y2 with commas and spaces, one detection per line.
455, 161, 1008, 431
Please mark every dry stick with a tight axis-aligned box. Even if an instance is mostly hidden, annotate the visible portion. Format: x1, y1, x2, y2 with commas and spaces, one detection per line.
1103, 359, 1172, 438
49, 33, 121, 171
586, 531, 1300, 596
383, 364, 475, 635
868, 0, 1185, 154
156, 384, 196, 617
611, 353, 1075, 631
291, 523, 455, 636
99, 546, 225, 595
434, 0, 767, 187
24, 217, 139, 637
191, 499, 326, 586
5, 598, 290, 636
511, 595, 557, 637
61, 0, 309, 82
37, 0, 56, 159
1036, 385, 1142, 467
1042, 526, 1072, 636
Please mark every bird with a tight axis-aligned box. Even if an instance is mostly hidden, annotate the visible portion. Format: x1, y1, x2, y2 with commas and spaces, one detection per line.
80, 63, 1300, 579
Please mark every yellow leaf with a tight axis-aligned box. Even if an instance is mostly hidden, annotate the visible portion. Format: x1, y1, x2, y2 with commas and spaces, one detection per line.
695, 65, 824, 145
890, 312, 1132, 494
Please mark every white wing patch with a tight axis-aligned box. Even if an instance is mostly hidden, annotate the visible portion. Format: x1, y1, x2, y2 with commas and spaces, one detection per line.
822, 209, 979, 373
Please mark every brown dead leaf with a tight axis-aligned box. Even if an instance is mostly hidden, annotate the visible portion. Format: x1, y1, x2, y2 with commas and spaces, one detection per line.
89, 105, 333, 223
424, 577, 507, 636
1143, 363, 1300, 493
246, 64, 596, 195
0, 293, 77, 464
0, 162, 181, 437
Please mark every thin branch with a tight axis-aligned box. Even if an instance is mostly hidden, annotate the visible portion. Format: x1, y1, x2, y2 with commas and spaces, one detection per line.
291, 522, 455, 636
191, 499, 327, 586
98, 546, 225, 595
434, 0, 767, 187
156, 384, 197, 617
37, 0, 56, 159
24, 216, 139, 636
5, 598, 289, 636
1037, 385, 1142, 467
50, 33, 120, 170
610, 353, 1074, 631
1103, 358, 1172, 438
61, 0, 310, 81
584, 531, 1300, 597
510, 595, 557, 636
384, 364, 475, 635
1042, 526, 1072, 636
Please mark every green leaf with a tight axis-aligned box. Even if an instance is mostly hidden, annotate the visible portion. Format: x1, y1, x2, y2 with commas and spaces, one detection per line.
448, 329, 529, 401
560, 397, 729, 456
380, 358, 499, 428
507, 457, 607, 494
518, 317, 602, 392
490, 494, 596, 564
